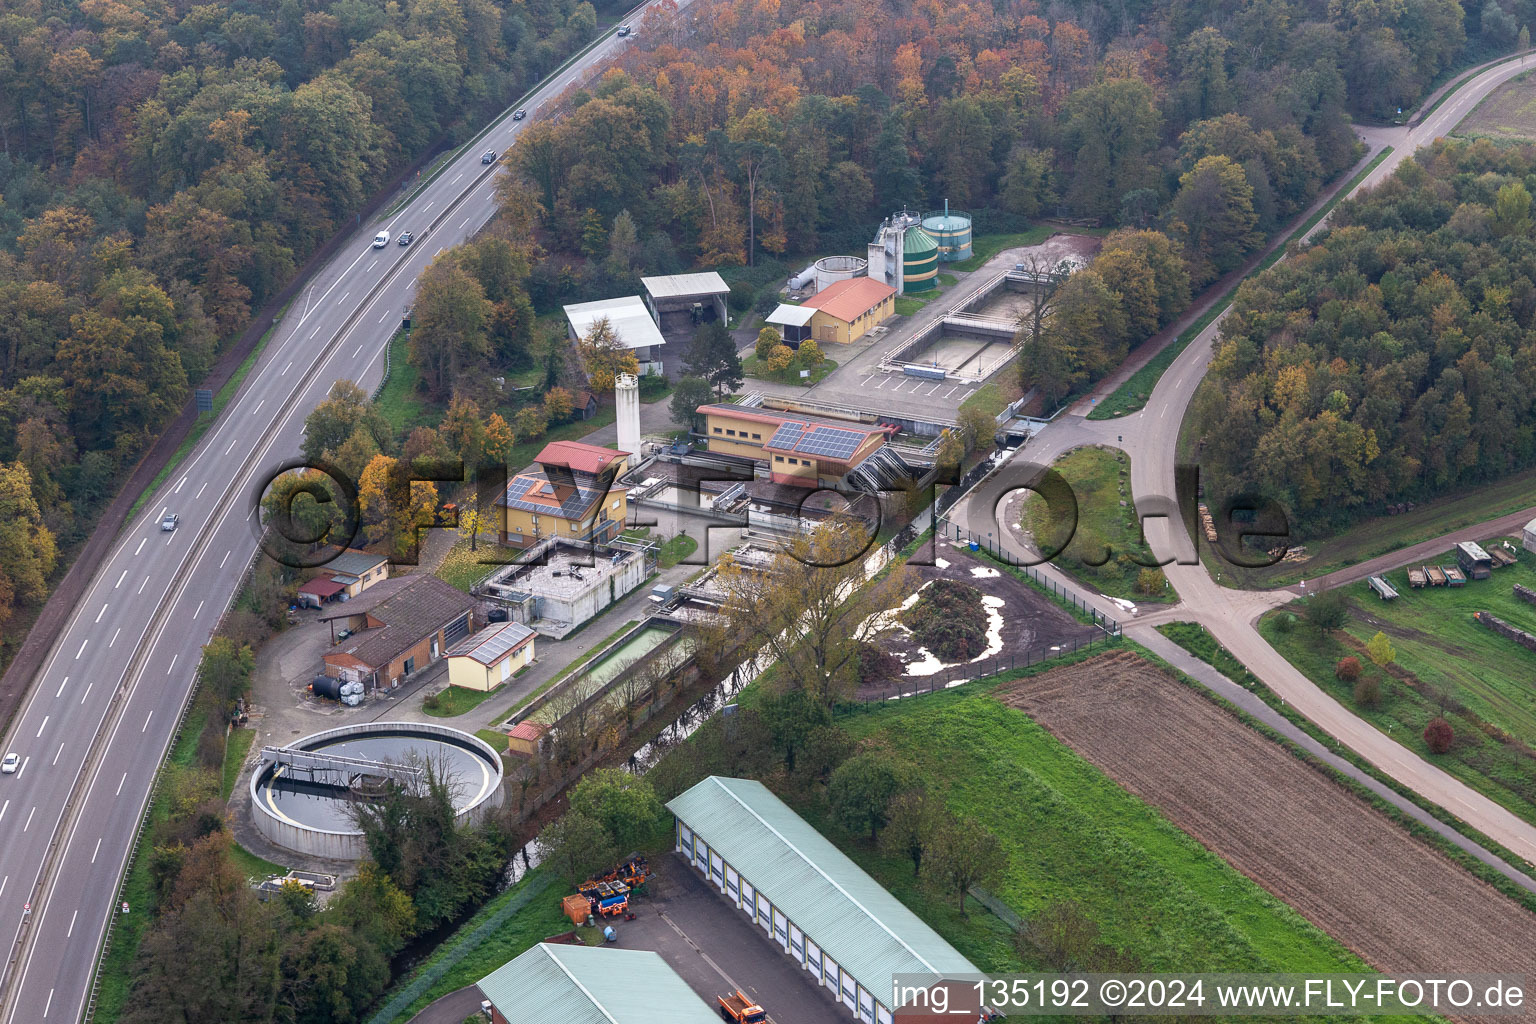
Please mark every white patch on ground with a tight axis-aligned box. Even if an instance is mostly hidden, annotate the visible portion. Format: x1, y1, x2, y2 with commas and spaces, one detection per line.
903, 594, 1007, 676
970, 566, 1000, 579
934, 558, 951, 569
1102, 595, 1138, 614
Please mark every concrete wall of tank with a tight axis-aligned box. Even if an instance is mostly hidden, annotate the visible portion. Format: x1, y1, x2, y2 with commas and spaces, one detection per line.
814, 255, 867, 292
250, 720, 505, 860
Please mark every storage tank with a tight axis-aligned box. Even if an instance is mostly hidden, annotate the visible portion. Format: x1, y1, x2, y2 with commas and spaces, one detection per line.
921, 202, 973, 262
788, 265, 816, 291
487, 607, 510, 623
310, 675, 343, 700
814, 255, 868, 292
901, 226, 939, 292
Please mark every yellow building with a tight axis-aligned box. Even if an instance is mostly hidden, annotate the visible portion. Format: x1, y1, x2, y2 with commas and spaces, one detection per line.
697, 405, 895, 488
446, 621, 537, 691
496, 440, 630, 548
798, 277, 896, 345
295, 549, 390, 608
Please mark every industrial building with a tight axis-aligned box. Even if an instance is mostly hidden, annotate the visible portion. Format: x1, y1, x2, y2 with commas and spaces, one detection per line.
446, 620, 536, 691
667, 776, 979, 1024
867, 211, 940, 294
796, 277, 897, 345
641, 271, 730, 331
563, 295, 667, 374
478, 537, 650, 638
495, 440, 629, 548
319, 575, 475, 691
696, 403, 896, 488
477, 944, 721, 1024
1524, 517, 1536, 555
296, 549, 390, 608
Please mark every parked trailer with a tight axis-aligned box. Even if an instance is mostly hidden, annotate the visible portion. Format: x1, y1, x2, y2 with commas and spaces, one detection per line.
1367, 576, 1399, 600
1407, 567, 1427, 588
1443, 565, 1466, 586
1491, 547, 1519, 568
1426, 565, 1447, 586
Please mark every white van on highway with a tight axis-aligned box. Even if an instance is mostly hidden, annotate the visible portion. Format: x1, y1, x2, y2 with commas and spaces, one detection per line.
373, 230, 390, 248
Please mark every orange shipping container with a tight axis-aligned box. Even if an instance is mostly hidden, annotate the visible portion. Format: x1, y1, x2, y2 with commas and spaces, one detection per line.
562, 894, 591, 927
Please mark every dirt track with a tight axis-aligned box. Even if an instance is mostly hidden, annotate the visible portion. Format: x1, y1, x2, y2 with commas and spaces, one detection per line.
997, 651, 1536, 989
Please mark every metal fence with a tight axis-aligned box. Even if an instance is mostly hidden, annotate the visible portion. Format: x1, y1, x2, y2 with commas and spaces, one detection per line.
869, 632, 1120, 701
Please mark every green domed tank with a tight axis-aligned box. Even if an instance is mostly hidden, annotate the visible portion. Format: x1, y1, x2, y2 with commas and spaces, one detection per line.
902, 226, 939, 292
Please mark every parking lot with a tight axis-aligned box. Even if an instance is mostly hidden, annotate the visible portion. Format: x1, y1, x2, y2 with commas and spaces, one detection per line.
611, 855, 848, 1023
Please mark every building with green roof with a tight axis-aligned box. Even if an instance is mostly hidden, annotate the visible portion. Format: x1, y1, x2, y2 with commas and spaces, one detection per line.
477, 943, 720, 1024
666, 776, 979, 1024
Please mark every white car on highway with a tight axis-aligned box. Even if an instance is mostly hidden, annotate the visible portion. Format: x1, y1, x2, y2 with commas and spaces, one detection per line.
160, 512, 178, 531
373, 230, 390, 248
2, 752, 18, 774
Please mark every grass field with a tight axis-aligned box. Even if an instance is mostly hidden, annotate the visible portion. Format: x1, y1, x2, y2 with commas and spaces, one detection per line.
423, 684, 502, 718
826, 684, 1371, 979
374, 329, 439, 435
1454, 70, 1536, 140
1209, 468, 1536, 589
1019, 447, 1176, 604
1088, 147, 1393, 421
657, 533, 698, 569
221, 727, 256, 800
436, 539, 524, 592
741, 353, 838, 386
1261, 552, 1536, 826
945, 226, 1053, 273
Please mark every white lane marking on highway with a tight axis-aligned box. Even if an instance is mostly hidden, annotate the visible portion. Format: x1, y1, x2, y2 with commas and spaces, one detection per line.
425, 201, 434, 211
54, 676, 67, 698
452, 173, 462, 184
23, 806, 34, 831
0, 875, 6, 896
138, 575, 149, 594
253, 400, 264, 415
66, 911, 76, 938
247, 506, 257, 522
110, 628, 120, 647
0, 802, 8, 824
95, 604, 107, 623
91, 839, 100, 864
379, 312, 388, 323
16, 756, 27, 778
75, 640, 87, 659
52, 743, 62, 766
310, 326, 321, 339
193, 601, 203, 619
354, 344, 363, 357
460, 216, 472, 229
341, 291, 349, 302
143, 711, 154, 732
166, 531, 175, 545
166, 656, 176, 676
226, 438, 238, 455
174, 475, 187, 494
220, 550, 230, 568
115, 570, 127, 590
368, 260, 378, 272
134, 538, 146, 556
35, 716, 47, 738
42, 988, 51, 1018
79, 682, 92, 704
282, 361, 292, 376
196, 481, 208, 499
116, 772, 126, 795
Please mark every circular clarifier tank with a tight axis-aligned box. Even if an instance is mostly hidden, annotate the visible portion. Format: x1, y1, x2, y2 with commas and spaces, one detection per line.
250, 722, 503, 860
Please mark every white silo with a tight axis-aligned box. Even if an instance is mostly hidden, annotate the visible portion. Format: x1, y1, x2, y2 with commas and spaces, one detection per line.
615, 373, 641, 463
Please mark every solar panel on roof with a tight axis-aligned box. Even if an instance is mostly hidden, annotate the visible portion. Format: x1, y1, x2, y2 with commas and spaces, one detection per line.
797, 427, 862, 460
767, 422, 805, 449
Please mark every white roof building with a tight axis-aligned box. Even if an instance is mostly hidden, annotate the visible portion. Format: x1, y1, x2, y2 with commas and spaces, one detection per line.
765, 303, 815, 327
641, 272, 731, 326
563, 295, 667, 373
1523, 517, 1536, 555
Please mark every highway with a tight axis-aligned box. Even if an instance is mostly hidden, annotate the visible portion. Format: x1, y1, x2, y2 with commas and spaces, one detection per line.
0, 11, 678, 1022
949, 51, 1536, 868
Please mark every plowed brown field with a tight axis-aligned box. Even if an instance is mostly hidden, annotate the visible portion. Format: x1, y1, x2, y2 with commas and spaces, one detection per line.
997, 651, 1536, 987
